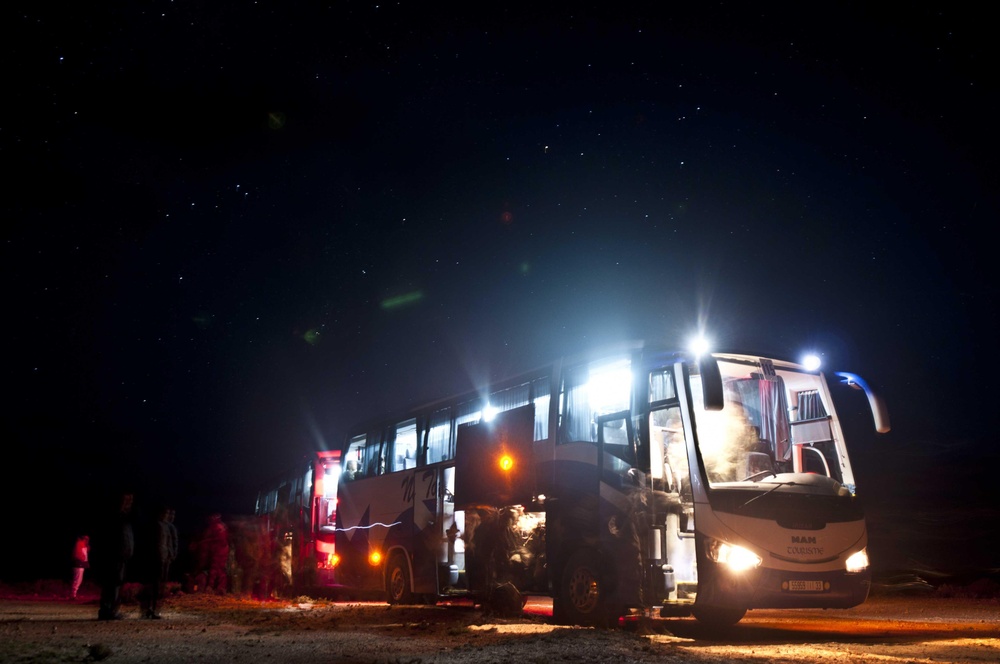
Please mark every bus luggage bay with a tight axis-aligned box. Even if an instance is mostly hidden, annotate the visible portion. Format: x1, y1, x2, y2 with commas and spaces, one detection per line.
256, 341, 889, 625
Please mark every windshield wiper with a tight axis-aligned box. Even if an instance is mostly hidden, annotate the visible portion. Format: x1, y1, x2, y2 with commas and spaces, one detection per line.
739, 480, 797, 510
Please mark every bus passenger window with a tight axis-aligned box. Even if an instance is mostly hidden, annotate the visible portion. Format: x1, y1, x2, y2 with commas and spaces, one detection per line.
427, 409, 451, 463
345, 434, 366, 479
654, 407, 689, 497
393, 419, 417, 472
365, 432, 383, 476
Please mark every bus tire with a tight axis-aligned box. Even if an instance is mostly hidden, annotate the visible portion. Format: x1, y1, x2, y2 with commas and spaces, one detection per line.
386, 553, 413, 604
557, 549, 608, 626
692, 604, 746, 627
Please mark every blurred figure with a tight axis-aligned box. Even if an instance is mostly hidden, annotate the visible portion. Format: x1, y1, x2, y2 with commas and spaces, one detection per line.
69, 534, 90, 599
96, 492, 135, 620
140, 506, 178, 619
226, 516, 274, 599
164, 509, 179, 582
202, 513, 230, 593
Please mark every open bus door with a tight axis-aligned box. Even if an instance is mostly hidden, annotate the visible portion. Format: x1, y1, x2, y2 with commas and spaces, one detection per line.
594, 410, 641, 617
453, 405, 535, 598
408, 466, 444, 598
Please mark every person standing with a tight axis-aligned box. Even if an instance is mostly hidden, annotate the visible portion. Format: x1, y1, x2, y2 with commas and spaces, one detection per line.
154, 508, 178, 612
203, 513, 230, 593
96, 492, 135, 620
69, 535, 89, 599
139, 508, 170, 620
164, 508, 179, 583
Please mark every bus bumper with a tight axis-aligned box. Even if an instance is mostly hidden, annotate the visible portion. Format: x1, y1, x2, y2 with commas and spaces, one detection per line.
699, 566, 871, 610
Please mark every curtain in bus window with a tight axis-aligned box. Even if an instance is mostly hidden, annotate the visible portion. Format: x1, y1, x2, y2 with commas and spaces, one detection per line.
797, 390, 827, 420
345, 434, 365, 479
491, 382, 529, 412
649, 369, 676, 402
453, 400, 481, 459
731, 377, 791, 461
533, 380, 550, 442
731, 379, 763, 424
427, 409, 451, 463
365, 432, 383, 476
760, 377, 791, 461
562, 366, 593, 442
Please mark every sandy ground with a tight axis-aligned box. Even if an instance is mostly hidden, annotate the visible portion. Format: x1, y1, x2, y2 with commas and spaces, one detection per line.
1, 583, 998, 663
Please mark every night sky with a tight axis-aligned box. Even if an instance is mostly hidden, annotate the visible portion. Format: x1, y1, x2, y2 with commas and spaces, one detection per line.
4, 4, 996, 581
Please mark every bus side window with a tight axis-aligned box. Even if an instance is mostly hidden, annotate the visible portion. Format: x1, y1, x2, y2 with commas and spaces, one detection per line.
561, 365, 591, 443
393, 419, 418, 471
365, 431, 384, 476
345, 433, 366, 479
427, 408, 451, 463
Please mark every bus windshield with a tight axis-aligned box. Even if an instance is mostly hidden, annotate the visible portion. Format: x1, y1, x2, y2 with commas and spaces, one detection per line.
691, 355, 856, 494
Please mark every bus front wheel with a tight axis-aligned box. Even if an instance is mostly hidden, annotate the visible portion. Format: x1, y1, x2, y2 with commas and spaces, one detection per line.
556, 549, 612, 626
386, 553, 413, 604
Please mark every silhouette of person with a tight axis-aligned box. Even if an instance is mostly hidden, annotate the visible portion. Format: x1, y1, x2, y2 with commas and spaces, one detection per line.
164, 509, 179, 581
70, 534, 89, 599
96, 492, 135, 620
203, 514, 229, 593
140, 506, 178, 618
341, 459, 357, 482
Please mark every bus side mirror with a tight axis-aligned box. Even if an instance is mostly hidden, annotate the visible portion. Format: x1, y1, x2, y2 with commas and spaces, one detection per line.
836, 372, 891, 433
699, 354, 724, 411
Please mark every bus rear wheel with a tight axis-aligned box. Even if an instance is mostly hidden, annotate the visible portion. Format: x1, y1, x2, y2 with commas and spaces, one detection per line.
557, 549, 611, 626
386, 553, 413, 604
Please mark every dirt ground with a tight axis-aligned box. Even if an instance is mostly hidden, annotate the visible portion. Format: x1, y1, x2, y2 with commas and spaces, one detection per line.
1, 582, 998, 663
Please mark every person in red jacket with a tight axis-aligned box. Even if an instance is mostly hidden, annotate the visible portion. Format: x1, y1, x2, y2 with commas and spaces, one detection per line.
70, 534, 90, 599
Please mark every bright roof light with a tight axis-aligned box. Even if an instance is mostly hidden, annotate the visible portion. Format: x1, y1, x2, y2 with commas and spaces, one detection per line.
802, 354, 822, 371
688, 335, 711, 357
483, 403, 500, 422
586, 363, 632, 413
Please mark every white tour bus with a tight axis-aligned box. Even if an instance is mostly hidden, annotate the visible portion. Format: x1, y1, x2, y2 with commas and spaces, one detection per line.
321, 341, 889, 625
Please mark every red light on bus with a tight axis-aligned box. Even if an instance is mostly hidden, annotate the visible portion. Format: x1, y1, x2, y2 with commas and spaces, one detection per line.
499, 454, 514, 472
368, 551, 382, 566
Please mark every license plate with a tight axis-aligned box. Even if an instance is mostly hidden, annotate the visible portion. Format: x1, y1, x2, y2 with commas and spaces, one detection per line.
787, 579, 825, 592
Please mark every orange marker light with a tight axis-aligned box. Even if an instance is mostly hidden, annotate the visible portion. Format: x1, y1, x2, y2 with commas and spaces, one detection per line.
368, 551, 382, 566
499, 454, 514, 472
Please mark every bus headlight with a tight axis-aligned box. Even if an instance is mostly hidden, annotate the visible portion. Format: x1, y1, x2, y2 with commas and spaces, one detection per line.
845, 548, 869, 573
707, 539, 762, 572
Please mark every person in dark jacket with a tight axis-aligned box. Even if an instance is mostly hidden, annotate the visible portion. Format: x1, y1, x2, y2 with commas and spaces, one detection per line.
96, 492, 135, 620
139, 506, 177, 618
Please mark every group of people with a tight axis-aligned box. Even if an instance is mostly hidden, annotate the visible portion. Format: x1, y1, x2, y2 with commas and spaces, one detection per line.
76, 493, 290, 619
85, 492, 180, 620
